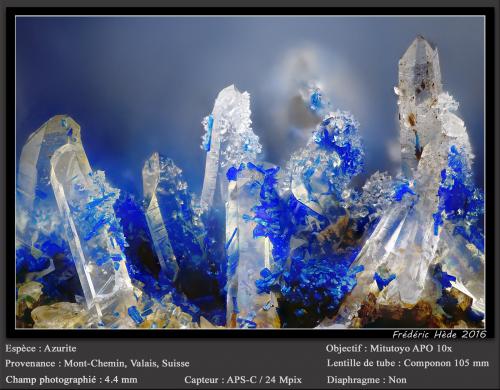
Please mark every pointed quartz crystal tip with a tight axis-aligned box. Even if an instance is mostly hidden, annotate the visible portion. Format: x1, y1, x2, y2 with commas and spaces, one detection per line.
142, 152, 179, 282
18, 115, 85, 210
397, 36, 443, 178
399, 35, 442, 95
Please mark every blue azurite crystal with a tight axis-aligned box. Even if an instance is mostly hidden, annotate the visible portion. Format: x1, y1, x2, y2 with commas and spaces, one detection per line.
310, 89, 323, 112
142, 153, 225, 323
393, 180, 416, 202
432, 264, 457, 289
374, 272, 396, 291
127, 305, 144, 325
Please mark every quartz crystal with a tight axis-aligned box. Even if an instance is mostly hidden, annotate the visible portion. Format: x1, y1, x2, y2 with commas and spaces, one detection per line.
397, 35, 443, 178
225, 163, 280, 328
50, 143, 136, 327
16, 281, 44, 317
16, 115, 83, 276
200, 85, 262, 211
143, 152, 207, 284
142, 152, 180, 281
31, 302, 92, 329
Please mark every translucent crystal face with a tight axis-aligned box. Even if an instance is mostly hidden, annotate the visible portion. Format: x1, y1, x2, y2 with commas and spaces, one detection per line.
142, 151, 161, 202
225, 164, 279, 328
142, 152, 179, 281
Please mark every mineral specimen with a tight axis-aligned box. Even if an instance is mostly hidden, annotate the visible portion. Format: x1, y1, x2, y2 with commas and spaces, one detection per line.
15, 36, 484, 329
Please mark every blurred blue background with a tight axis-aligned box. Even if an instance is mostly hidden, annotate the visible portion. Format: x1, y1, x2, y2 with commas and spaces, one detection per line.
15, 16, 485, 196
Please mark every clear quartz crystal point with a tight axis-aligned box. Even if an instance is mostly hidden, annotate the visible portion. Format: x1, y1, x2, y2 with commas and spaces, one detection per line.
142, 152, 179, 281
331, 36, 478, 326
50, 143, 136, 327
225, 165, 279, 328
200, 85, 262, 211
16, 115, 84, 269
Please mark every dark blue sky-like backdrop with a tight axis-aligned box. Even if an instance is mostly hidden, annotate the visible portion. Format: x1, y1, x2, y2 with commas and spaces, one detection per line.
16, 16, 485, 196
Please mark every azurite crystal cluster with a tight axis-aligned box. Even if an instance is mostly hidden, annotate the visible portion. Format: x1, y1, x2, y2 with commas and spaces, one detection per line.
15, 36, 485, 329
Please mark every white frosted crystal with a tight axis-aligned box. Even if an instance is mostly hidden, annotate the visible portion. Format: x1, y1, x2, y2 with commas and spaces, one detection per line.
350, 171, 396, 221
436, 223, 485, 312
142, 152, 179, 280
225, 166, 279, 328
50, 144, 135, 327
200, 85, 262, 211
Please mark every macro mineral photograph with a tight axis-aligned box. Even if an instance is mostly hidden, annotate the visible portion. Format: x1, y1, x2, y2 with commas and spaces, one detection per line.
14, 16, 485, 330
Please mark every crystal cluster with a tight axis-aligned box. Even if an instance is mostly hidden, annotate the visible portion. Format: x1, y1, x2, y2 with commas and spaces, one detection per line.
16, 36, 485, 329
327, 36, 484, 328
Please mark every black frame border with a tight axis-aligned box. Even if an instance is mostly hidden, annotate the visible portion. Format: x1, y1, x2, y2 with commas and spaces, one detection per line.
5, 6, 496, 339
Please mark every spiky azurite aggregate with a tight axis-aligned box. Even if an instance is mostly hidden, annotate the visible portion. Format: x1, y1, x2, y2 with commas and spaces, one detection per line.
311, 112, 364, 200
433, 145, 484, 251
232, 161, 364, 325
114, 193, 174, 299
281, 253, 363, 320
114, 189, 224, 324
